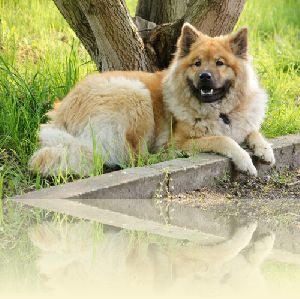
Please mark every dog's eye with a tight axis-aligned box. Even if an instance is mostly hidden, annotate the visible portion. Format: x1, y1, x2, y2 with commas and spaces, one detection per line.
216, 60, 224, 66
194, 60, 201, 67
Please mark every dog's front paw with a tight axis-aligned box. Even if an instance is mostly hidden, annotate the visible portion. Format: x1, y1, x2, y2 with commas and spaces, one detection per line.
233, 150, 257, 176
253, 143, 275, 166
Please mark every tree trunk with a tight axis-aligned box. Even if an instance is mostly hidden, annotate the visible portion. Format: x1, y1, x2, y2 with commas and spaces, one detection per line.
143, 0, 246, 68
136, 0, 188, 24
53, 0, 100, 68
54, 0, 155, 71
184, 0, 246, 37
53, 0, 246, 72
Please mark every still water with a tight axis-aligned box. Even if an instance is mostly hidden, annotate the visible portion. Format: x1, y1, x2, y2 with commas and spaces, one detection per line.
1, 197, 300, 299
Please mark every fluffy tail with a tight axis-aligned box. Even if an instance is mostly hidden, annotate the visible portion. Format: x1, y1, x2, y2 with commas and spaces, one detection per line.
29, 126, 95, 176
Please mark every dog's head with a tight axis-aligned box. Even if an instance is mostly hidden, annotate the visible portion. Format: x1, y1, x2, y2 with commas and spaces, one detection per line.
175, 23, 248, 103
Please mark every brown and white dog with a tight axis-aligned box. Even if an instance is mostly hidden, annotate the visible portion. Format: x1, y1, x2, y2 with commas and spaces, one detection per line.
29, 23, 275, 176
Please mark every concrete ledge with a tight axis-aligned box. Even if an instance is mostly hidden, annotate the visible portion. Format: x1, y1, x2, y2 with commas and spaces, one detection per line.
13, 133, 300, 200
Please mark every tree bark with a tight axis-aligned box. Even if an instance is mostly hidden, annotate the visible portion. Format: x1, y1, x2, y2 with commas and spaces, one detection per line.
53, 0, 155, 71
53, 0, 246, 72
184, 0, 246, 37
53, 0, 100, 68
144, 19, 183, 69
143, 0, 246, 68
136, 0, 188, 24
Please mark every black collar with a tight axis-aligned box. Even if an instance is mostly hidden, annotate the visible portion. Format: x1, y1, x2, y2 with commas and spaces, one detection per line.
194, 113, 230, 125
219, 113, 230, 125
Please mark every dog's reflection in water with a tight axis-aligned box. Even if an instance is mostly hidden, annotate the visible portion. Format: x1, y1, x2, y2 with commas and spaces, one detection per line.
30, 222, 274, 298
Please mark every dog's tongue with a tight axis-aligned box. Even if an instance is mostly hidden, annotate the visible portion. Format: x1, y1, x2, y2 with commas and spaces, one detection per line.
201, 88, 213, 96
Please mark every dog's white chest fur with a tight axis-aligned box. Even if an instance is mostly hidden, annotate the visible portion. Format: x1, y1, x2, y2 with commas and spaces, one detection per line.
193, 106, 264, 144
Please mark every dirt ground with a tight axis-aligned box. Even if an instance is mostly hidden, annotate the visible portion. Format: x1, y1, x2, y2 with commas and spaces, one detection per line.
169, 168, 300, 225
172, 168, 300, 202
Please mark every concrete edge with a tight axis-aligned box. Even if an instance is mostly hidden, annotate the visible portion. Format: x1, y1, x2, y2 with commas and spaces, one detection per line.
12, 196, 223, 244
12, 133, 300, 200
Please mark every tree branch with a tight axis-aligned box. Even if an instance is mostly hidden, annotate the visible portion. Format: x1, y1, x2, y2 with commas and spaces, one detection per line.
79, 0, 156, 71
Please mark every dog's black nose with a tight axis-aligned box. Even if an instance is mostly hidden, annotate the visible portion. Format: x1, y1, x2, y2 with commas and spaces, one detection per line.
199, 72, 212, 81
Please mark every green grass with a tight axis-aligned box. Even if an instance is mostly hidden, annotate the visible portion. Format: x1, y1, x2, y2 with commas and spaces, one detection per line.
236, 0, 300, 137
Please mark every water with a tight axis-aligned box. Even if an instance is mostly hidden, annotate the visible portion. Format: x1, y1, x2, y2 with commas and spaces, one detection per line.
3, 196, 300, 298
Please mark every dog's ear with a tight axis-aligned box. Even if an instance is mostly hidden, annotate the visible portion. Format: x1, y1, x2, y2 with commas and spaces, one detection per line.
178, 23, 199, 57
229, 27, 248, 58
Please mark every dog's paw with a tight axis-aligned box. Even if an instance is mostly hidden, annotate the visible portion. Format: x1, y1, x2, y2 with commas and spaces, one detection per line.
253, 143, 275, 166
233, 150, 257, 176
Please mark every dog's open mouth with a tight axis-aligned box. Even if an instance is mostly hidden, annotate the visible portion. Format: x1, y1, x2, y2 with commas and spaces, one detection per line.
196, 85, 229, 103
200, 87, 226, 96
200, 87, 214, 96
187, 78, 231, 103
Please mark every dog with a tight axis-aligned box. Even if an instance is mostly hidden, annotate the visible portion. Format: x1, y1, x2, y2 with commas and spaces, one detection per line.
30, 222, 275, 298
29, 23, 275, 177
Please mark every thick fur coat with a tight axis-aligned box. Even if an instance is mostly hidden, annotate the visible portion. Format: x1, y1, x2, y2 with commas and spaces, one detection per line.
29, 23, 274, 176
